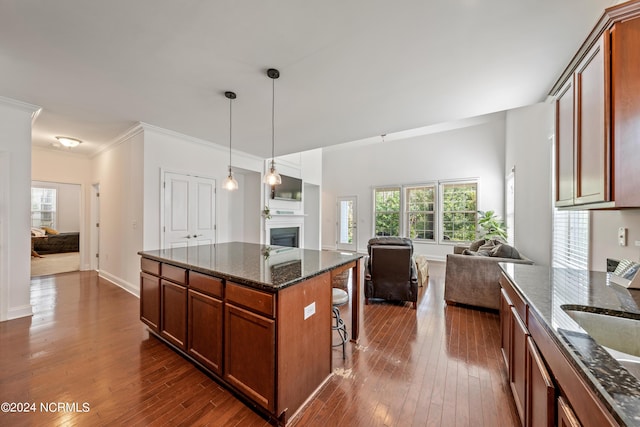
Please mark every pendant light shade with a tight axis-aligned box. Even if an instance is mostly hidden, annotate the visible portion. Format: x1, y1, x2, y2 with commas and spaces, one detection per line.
223, 91, 239, 191
263, 68, 282, 185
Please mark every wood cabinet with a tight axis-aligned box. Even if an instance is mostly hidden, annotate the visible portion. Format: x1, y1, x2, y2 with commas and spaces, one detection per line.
555, 78, 575, 207
500, 289, 512, 368
501, 272, 617, 427
187, 271, 223, 376
558, 396, 582, 427
140, 272, 160, 332
500, 275, 555, 427
188, 289, 223, 375
160, 279, 187, 350
225, 300, 275, 411
526, 337, 555, 427
139, 253, 342, 425
574, 35, 610, 205
510, 306, 528, 425
553, 1, 640, 208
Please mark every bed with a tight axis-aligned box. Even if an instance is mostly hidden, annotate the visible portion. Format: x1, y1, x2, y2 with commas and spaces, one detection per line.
32, 232, 80, 255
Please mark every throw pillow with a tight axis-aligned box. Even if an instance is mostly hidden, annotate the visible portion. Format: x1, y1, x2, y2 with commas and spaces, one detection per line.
490, 244, 521, 259
478, 240, 497, 252
42, 226, 59, 235
469, 239, 486, 252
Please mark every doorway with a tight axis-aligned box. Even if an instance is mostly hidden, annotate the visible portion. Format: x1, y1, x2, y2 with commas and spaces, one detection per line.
30, 181, 82, 276
336, 196, 357, 252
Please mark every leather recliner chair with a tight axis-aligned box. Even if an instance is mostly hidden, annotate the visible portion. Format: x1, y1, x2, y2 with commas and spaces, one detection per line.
365, 237, 418, 309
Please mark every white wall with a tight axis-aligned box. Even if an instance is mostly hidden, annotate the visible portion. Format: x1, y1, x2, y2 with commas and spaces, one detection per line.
91, 129, 144, 294
591, 210, 640, 271
322, 113, 506, 260
0, 96, 40, 321
31, 180, 82, 232
504, 103, 555, 265
142, 125, 264, 254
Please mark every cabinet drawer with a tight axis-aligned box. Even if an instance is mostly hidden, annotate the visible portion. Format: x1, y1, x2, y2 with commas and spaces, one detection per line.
501, 273, 526, 321
226, 282, 275, 318
141, 258, 160, 276
162, 263, 187, 285
189, 271, 223, 298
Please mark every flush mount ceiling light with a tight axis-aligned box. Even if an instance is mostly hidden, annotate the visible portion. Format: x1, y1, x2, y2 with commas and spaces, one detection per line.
222, 91, 239, 191
263, 68, 282, 186
55, 136, 82, 148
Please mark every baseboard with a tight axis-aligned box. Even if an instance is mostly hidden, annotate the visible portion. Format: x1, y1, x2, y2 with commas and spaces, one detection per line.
98, 270, 139, 297
7, 304, 33, 320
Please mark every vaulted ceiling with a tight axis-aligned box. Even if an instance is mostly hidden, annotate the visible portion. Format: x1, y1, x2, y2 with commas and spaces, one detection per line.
0, 0, 616, 157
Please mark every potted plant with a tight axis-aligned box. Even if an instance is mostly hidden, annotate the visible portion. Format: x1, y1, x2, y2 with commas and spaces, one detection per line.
477, 210, 507, 241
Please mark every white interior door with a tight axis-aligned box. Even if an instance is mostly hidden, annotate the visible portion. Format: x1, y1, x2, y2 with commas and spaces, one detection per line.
164, 172, 216, 248
336, 196, 357, 252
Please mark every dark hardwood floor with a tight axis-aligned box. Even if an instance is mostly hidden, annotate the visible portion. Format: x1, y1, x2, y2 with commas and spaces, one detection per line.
0, 262, 518, 426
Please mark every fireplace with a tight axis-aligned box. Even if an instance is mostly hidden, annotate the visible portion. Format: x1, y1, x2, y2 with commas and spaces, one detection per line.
270, 227, 300, 248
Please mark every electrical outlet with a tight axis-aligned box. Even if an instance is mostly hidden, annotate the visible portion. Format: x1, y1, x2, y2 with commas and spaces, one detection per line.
619, 227, 627, 246
635, 240, 640, 247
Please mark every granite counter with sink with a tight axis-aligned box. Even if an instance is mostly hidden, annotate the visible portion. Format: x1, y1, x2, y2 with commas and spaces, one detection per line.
499, 263, 640, 426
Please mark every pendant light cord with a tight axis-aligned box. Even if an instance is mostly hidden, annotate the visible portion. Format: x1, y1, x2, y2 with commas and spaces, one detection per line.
229, 95, 232, 169
271, 76, 275, 166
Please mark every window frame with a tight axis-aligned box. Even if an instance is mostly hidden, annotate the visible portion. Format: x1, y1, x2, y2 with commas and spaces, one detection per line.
372, 186, 402, 237
31, 186, 58, 230
438, 179, 478, 244
404, 183, 437, 242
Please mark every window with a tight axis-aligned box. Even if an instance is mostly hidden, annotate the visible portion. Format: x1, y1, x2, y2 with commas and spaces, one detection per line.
440, 181, 477, 242
405, 185, 435, 241
31, 187, 57, 229
374, 187, 400, 236
552, 209, 589, 269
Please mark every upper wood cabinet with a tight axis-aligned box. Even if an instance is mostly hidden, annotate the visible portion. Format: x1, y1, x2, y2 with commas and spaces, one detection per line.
552, 0, 640, 208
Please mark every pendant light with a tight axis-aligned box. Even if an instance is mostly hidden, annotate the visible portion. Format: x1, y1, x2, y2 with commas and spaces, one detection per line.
223, 91, 239, 191
263, 68, 282, 185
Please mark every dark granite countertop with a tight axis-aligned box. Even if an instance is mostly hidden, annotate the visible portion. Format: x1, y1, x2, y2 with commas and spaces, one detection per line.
139, 242, 362, 291
500, 263, 640, 427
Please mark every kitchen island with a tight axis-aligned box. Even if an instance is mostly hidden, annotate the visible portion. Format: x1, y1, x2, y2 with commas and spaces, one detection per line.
499, 263, 640, 427
138, 242, 363, 425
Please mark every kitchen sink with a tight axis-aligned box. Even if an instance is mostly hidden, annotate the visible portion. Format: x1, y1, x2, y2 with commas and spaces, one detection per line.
562, 305, 640, 379
562, 306, 640, 357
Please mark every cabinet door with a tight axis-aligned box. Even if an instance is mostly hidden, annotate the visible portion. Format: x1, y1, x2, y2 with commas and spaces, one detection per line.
160, 279, 187, 350
526, 337, 555, 427
224, 303, 275, 411
188, 289, 223, 376
510, 307, 528, 426
557, 396, 582, 427
140, 272, 160, 332
611, 18, 640, 207
500, 288, 513, 369
556, 78, 575, 207
574, 35, 610, 205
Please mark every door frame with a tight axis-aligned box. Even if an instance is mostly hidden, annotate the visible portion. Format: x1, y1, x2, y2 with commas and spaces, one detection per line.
336, 195, 358, 252
160, 168, 217, 249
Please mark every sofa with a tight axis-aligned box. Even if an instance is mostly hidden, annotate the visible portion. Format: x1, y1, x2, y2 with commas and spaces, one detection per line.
444, 239, 533, 310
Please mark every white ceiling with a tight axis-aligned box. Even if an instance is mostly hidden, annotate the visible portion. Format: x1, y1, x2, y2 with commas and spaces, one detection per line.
0, 0, 616, 158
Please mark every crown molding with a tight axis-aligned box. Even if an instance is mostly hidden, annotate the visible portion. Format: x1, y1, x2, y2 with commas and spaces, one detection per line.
89, 123, 144, 158
139, 122, 265, 163
0, 95, 41, 115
